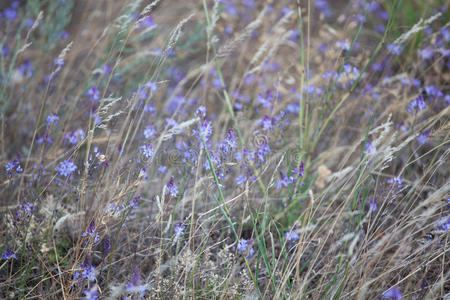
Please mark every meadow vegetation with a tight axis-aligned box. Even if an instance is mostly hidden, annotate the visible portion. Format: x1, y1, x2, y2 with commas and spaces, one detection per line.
0, 0, 449, 299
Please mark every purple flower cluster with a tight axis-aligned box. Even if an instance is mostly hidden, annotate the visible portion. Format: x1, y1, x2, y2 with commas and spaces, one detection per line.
6, 159, 22, 175
1, 247, 16, 260
236, 238, 255, 257
87, 86, 100, 103
125, 267, 146, 298
166, 177, 178, 197
387, 177, 403, 189
74, 261, 96, 283
82, 285, 99, 300
387, 44, 403, 55
81, 220, 100, 244
284, 229, 299, 244
2, 1, 19, 21
406, 95, 426, 114
17, 201, 36, 219
276, 162, 304, 189
46, 113, 59, 126
369, 198, 378, 212
139, 143, 154, 159
383, 286, 402, 300
143, 125, 156, 139
193, 120, 213, 142
437, 217, 449, 232
55, 160, 77, 177
173, 223, 185, 238
64, 129, 85, 145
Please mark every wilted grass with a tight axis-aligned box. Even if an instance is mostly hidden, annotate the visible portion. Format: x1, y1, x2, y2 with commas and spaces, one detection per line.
0, 0, 449, 299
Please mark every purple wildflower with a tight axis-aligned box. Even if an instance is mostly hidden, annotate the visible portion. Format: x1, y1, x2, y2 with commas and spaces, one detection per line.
196, 106, 207, 119
37, 135, 52, 145
138, 16, 156, 29
236, 175, 247, 185
323, 69, 338, 80
220, 0, 238, 16
46, 113, 59, 126
174, 223, 186, 237
400, 78, 421, 87
82, 265, 96, 282
284, 230, 299, 243
102, 64, 112, 75
18, 60, 33, 78
209, 69, 224, 89
256, 141, 271, 162
139, 144, 153, 159
129, 196, 140, 213
424, 85, 443, 99
2, 45, 10, 56
318, 43, 328, 53
441, 27, 450, 41
81, 220, 100, 244
145, 81, 158, 92
417, 130, 430, 145
74, 258, 96, 283
260, 115, 274, 131
369, 198, 378, 212
437, 217, 450, 232
257, 90, 274, 108
236, 238, 255, 256
337, 40, 350, 51
289, 29, 300, 42
53, 57, 64, 68
237, 239, 249, 253
194, 120, 213, 142
243, 0, 255, 8
406, 95, 426, 114
19, 202, 35, 218
2, 247, 16, 260
138, 86, 149, 100
3, 4, 17, 21
365, 142, 376, 154
165, 118, 178, 128
366, 2, 379, 12
223, 128, 237, 149
199, 120, 213, 141
292, 161, 304, 177
55, 160, 77, 177
64, 129, 85, 145
387, 177, 403, 189
166, 95, 186, 114
315, 0, 332, 17
387, 43, 403, 55
157, 165, 167, 173
83, 285, 99, 300
166, 177, 178, 197
87, 86, 100, 103
143, 125, 156, 139
6, 159, 22, 175
280, 7, 292, 16
276, 172, 296, 189
305, 85, 322, 97
383, 286, 402, 300
103, 236, 111, 253
218, 128, 237, 156
419, 47, 435, 60
126, 267, 146, 298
